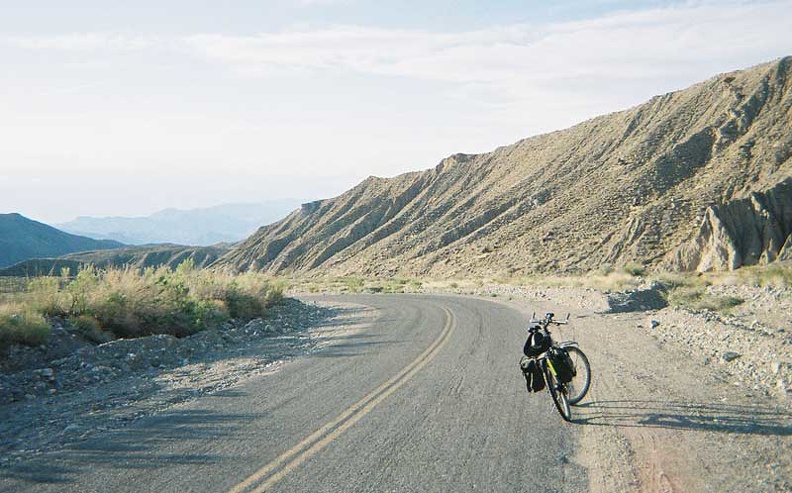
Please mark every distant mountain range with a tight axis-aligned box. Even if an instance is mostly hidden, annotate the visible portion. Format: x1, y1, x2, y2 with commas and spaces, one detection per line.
0, 213, 123, 269
0, 244, 229, 277
56, 200, 305, 246
217, 57, 792, 277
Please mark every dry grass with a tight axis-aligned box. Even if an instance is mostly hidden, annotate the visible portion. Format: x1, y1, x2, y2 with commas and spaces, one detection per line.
287, 276, 423, 295
0, 261, 284, 349
0, 302, 51, 349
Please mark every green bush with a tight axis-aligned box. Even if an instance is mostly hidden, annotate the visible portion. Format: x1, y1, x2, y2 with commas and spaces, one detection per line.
69, 314, 114, 344
27, 276, 67, 317
0, 307, 51, 350
0, 263, 286, 346
746, 262, 792, 288
342, 277, 365, 293
622, 263, 647, 277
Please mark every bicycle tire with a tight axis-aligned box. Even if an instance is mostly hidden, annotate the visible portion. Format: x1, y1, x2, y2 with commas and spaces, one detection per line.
564, 346, 591, 405
544, 361, 572, 421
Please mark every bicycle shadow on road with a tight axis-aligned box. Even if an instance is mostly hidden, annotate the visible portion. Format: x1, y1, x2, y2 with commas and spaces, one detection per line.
573, 399, 792, 436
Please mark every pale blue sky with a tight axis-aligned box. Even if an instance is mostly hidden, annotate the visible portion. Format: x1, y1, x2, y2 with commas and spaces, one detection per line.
2, 0, 791, 223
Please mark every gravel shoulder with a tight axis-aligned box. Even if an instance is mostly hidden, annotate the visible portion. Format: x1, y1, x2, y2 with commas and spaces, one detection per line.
0, 298, 375, 467
472, 284, 792, 493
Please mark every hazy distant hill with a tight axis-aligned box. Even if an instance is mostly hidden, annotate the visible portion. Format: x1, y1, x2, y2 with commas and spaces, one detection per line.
0, 244, 229, 277
218, 57, 792, 277
0, 213, 123, 268
57, 201, 304, 246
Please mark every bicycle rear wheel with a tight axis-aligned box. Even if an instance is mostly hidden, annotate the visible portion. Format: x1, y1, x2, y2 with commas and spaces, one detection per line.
544, 362, 572, 421
564, 347, 591, 405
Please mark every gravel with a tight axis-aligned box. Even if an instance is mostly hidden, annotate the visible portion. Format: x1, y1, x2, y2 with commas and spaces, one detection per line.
426, 281, 791, 404
0, 298, 342, 464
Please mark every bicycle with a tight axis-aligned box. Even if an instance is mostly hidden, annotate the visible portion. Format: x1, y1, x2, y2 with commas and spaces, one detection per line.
519, 312, 591, 422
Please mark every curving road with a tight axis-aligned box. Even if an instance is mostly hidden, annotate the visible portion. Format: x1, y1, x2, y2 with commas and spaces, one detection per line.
1, 295, 588, 492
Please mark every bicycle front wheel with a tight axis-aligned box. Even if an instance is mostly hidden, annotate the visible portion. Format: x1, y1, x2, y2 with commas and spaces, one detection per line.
565, 347, 591, 405
545, 363, 572, 421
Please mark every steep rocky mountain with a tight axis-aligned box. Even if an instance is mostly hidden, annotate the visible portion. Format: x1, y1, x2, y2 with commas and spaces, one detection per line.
56, 200, 304, 246
0, 214, 123, 269
218, 57, 792, 278
0, 244, 228, 277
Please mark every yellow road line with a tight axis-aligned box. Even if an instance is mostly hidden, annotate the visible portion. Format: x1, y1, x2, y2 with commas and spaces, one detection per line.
228, 306, 456, 493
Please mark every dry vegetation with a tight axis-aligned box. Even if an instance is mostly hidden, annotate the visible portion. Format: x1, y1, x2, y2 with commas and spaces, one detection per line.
0, 261, 284, 350
287, 261, 792, 316
3, 257, 790, 352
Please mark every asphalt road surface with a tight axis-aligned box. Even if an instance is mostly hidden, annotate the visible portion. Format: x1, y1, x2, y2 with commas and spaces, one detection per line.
1, 295, 588, 492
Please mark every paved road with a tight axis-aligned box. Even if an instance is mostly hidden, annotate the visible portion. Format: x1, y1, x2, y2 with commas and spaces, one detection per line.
1, 295, 588, 492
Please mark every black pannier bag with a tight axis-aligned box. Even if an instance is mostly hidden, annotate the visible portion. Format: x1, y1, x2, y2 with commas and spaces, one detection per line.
520, 357, 545, 392
549, 348, 576, 384
523, 328, 550, 357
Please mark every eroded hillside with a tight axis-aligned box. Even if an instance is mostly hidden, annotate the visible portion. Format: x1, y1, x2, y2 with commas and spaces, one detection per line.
219, 57, 792, 277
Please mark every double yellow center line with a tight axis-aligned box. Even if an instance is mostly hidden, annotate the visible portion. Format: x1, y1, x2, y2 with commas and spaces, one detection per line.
228, 306, 457, 493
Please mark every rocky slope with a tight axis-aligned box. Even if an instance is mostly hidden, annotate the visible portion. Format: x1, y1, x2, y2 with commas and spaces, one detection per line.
670, 178, 792, 271
218, 57, 792, 278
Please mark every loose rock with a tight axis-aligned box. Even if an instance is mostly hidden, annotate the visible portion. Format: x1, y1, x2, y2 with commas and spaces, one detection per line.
722, 351, 742, 362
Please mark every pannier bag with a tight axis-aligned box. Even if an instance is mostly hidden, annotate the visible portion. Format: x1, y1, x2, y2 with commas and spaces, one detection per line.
523, 329, 550, 357
520, 356, 545, 392
548, 348, 576, 384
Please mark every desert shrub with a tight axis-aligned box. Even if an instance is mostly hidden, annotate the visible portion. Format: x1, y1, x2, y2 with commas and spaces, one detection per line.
0, 304, 51, 350
224, 287, 265, 320
1, 263, 285, 344
622, 262, 647, 277
223, 273, 284, 318
26, 276, 68, 317
69, 314, 114, 344
698, 295, 745, 312
744, 262, 792, 288
666, 286, 744, 313
88, 265, 216, 338
342, 277, 365, 293
598, 263, 615, 275
65, 266, 100, 316
666, 286, 705, 307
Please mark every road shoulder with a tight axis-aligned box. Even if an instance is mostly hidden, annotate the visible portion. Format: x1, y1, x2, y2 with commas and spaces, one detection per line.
490, 290, 791, 493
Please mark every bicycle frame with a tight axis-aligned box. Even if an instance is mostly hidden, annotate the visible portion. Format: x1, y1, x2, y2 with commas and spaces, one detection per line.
522, 312, 590, 421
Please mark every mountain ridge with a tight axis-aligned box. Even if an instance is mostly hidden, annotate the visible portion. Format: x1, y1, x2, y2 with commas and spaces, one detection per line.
56, 200, 305, 246
0, 244, 229, 277
0, 213, 123, 269
216, 56, 792, 278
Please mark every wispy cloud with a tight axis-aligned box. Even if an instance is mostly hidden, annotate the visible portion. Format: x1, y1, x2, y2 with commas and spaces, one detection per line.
7, 2, 791, 87
175, 1, 792, 84
7, 32, 162, 51
295, 0, 353, 6
4, 1, 791, 138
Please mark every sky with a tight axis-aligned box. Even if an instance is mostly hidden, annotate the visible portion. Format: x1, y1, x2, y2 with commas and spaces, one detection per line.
2, 0, 792, 224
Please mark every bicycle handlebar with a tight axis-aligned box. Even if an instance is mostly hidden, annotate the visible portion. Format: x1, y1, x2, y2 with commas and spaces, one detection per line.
529, 319, 568, 326
528, 312, 570, 328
